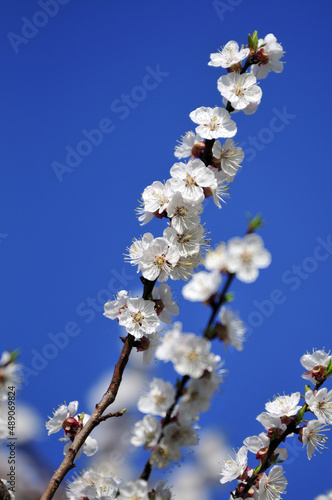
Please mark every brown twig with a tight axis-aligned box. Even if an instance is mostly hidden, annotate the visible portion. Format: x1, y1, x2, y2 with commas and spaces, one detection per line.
97, 408, 127, 423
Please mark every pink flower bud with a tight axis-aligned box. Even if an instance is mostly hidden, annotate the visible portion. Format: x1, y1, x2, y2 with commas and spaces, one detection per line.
256, 48, 269, 66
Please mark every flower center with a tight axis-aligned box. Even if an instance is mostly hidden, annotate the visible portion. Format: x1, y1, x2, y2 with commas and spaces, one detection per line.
156, 255, 166, 266
176, 206, 187, 217
241, 250, 252, 264
208, 115, 219, 131
155, 393, 166, 405
185, 173, 197, 186
234, 83, 245, 97
133, 312, 143, 324
188, 350, 199, 362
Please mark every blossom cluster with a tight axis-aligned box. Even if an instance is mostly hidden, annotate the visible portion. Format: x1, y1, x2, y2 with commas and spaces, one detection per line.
129, 322, 224, 469
209, 34, 284, 112
182, 233, 272, 308
41, 30, 292, 500
103, 285, 180, 363
102, 28, 280, 489
66, 468, 171, 500
219, 349, 332, 499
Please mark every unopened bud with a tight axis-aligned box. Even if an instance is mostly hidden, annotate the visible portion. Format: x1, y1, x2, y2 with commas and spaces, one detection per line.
256, 48, 269, 66
153, 209, 167, 220
213, 322, 228, 344
135, 336, 150, 352
255, 446, 268, 461
312, 365, 326, 382
267, 427, 284, 440
191, 141, 205, 158
153, 299, 164, 316
62, 416, 79, 434
203, 187, 213, 199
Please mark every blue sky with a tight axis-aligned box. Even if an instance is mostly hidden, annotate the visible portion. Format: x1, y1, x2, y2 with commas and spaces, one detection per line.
2, 0, 332, 498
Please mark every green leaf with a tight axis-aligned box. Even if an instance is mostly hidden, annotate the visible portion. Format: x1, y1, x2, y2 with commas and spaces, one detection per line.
248, 31, 258, 51
325, 358, 332, 377
9, 349, 20, 362
295, 404, 307, 423
246, 212, 266, 233
224, 292, 235, 303
253, 463, 262, 475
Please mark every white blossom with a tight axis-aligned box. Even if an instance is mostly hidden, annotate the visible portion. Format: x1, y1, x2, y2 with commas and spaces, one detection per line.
189, 106, 237, 140
117, 480, 149, 500
164, 421, 198, 448
265, 393, 302, 418
125, 233, 154, 268
167, 192, 202, 235
66, 467, 119, 500
256, 412, 285, 431
150, 440, 181, 469
62, 414, 98, 457
305, 388, 332, 424
182, 270, 222, 302
300, 349, 332, 383
178, 378, 217, 419
219, 446, 248, 484
174, 131, 204, 159
169, 253, 200, 281
118, 297, 160, 338
251, 33, 284, 79
169, 158, 217, 204
46, 401, 98, 458
244, 431, 270, 454
142, 331, 161, 366
103, 290, 128, 320
140, 237, 180, 282
164, 225, 206, 258
204, 242, 228, 271
217, 72, 262, 111
212, 139, 244, 178
302, 419, 330, 460
156, 323, 221, 380
137, 378, 175, 417
155, 322, 182, 362
152, 481, 172, 500
243, 100, 261, 115
209, 168, 229, 208
130, 414, 161, 448
218, 306, 246, 351
138, 180, 174, 225
46, 401, 78, 435
227, 233, 271, 283
170, 333, 218, 379
208, 41, 250, 68
257, 465, 287, 500
152, 284, 179, 324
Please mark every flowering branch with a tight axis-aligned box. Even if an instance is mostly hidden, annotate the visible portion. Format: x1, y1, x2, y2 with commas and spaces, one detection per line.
40, 29, 289, 500
219, 352, 332, 499
40, 334, 135, 500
